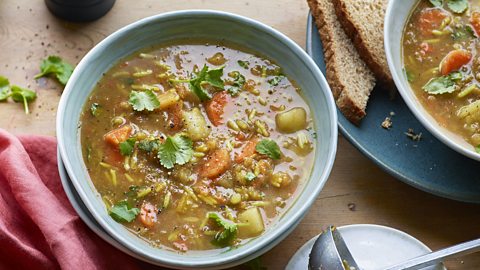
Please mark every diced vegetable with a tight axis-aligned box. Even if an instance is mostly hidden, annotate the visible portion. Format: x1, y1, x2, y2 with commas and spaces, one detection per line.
237, 207, 264, 238
199, 148, 231, 179
157, 89, 180, 110
139, 202, 157, 228
207, 52, 227, 66
471, 12, 480, 36
439, 49, 471, 75
206, 91, 228, 126
235, 139, 258, 163
275, 107, 307, 133
104, 125, 132, 146
417, 8, 449, 36
183, 108, 210, 141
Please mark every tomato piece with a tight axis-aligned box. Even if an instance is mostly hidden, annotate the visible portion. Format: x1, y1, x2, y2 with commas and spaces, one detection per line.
166, 102, 183, 131
199, 148, 231, 179
205, 92, 228, 126
417, 8, 449, 36
104, 125, 132, 147
439, 49, 472, 76
235, 138, 258, 163
139, 202, 157, 228
471, 12, 480, 36
103, 146, 124, 165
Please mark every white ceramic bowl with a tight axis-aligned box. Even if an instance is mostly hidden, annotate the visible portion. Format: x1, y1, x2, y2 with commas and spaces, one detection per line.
385, 0, 480, 161
57, 10, 338, 269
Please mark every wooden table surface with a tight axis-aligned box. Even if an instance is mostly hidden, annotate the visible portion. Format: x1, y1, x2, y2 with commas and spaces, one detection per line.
1, 0, 479, 269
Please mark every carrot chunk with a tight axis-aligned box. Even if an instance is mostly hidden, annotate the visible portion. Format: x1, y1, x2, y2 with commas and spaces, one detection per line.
235, 138, 258, 163
439, 49, 472, 76
139, 202, 157, 228
199, 148, 231, 179
471, 12, 480, 36
205, 92, 228, 126
418, 8, 449, 36
104, 125, 132, 146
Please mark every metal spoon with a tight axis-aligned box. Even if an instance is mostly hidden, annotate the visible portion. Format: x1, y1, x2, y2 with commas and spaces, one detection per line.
309, 226, 361, 270
308, 225, 480, 270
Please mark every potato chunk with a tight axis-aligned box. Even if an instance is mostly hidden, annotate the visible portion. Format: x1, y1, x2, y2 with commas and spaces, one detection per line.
275, 107, 307, 133
238, 207, 265, 238
183, 108, 210, 141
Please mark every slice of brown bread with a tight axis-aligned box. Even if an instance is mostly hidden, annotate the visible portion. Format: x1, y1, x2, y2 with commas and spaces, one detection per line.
332, 0, 392, 84
307, 0, 376, 124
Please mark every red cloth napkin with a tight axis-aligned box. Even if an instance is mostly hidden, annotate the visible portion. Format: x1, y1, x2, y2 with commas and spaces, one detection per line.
0, 129, 145, 270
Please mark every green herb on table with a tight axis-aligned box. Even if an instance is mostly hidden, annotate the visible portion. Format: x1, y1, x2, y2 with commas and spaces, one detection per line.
226, 71, 245, 96
128, 90, 160, 111
170, 64, 225, 101
422, 71, 462, 95
157, 135, 193, 169
109, 201, 140, 223
0, 76, 10, 101
34, 55, 74, 86
256, 139, 282, 160
10, 85, 37, 114
446, 0, 468, 13
119, 138, 136, 156
208, 212, 238, 247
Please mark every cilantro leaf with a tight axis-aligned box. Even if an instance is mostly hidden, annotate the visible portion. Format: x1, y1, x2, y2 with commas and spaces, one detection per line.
476, 145, 480, 153
90, 103, 101, 117
447, 0, 468, 13
238, 60, 250, 69
189, 65, 225, 101
245, 172, 256, 181
403, 68, 415, 83
157, 135, 193, 169
208, 212, 238, 247
429, 0, 443, 7
34, 55, 74, 85
128, 90, 160, 111
267, 75, 285, 86
119, 138, 136, 156
138, 139, 161, 152
0, 76, 10, 101
256, 139, 281, 160
422, 72, 462, 95
10, 85, 37, 114
109, 201, 140, 223
226, 71, 246, 96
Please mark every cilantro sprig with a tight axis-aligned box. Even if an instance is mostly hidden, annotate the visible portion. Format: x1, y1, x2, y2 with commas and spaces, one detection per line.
171, 65, 225, 101
119, 138, 136, 156
256, 139, 282, 160
128, 90, 160, 111
0, 76, 37, 114
208, 212, 238, 247
0, 76, 10, 101
34, 56, 74, 86
226, 71, 246, 96
109, 201, 140, 223
157, 135, 193, 169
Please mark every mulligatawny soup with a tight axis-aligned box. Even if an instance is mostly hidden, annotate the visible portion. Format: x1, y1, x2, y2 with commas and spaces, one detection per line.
80, 41, 315, 252
404, 0, 480, 149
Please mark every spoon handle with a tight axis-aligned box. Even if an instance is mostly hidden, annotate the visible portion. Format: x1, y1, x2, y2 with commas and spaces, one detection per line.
384, 238, 480, 270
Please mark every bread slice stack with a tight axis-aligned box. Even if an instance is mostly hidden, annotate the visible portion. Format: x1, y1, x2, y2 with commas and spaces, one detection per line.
307, 0, 390, 124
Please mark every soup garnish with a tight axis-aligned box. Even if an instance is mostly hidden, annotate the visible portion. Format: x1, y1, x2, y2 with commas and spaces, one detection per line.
80, 42, 315, 252
403, 0, 480, 149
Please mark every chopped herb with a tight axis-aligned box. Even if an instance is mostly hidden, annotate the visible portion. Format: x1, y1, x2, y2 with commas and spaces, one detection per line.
119, 138, 136, 156
208, 212, 238, 247
226, 71, 246, 96
446, 0, 468, 13
428, 0, 443, 7
128, 90, 160, 111
475, 145, 480, 153
138, 139, 161, 152
238, 60, 250, 69
10, 85, 37, 114
125, 185, 139, 197
157, 135, 193, 169
109, 201, 140, 223
245, 172, 256, 181
256, 139, 282, 160
0, 76, 10, 101
34, 55, 74, 85
90, 103, 101, 116
170, 65, 225, 101
422, 71, 462, 95
267, 75, 285, 86
452, 25, 475, 40
244, 257, 267, 270
403, 68, 415, 83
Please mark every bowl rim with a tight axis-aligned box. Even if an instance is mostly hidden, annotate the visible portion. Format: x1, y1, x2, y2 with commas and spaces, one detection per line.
384, 0, 480, 162
57, 9, 338, 268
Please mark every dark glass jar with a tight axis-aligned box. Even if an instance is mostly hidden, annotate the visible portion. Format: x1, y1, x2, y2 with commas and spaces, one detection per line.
45, 0, 116, 22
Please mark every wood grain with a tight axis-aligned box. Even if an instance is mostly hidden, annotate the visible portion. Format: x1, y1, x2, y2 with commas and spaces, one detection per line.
0, 0, 479, 269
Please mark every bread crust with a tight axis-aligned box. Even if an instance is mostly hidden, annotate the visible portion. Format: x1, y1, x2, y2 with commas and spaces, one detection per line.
332, 0, 393, 86
307, 0, 375, 125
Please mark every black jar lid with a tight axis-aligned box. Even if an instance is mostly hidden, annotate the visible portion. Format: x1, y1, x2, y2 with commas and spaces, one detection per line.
45, 0, 116, 22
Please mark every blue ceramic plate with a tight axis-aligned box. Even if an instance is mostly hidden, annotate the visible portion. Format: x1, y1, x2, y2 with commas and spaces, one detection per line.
306, 14, 480, 203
